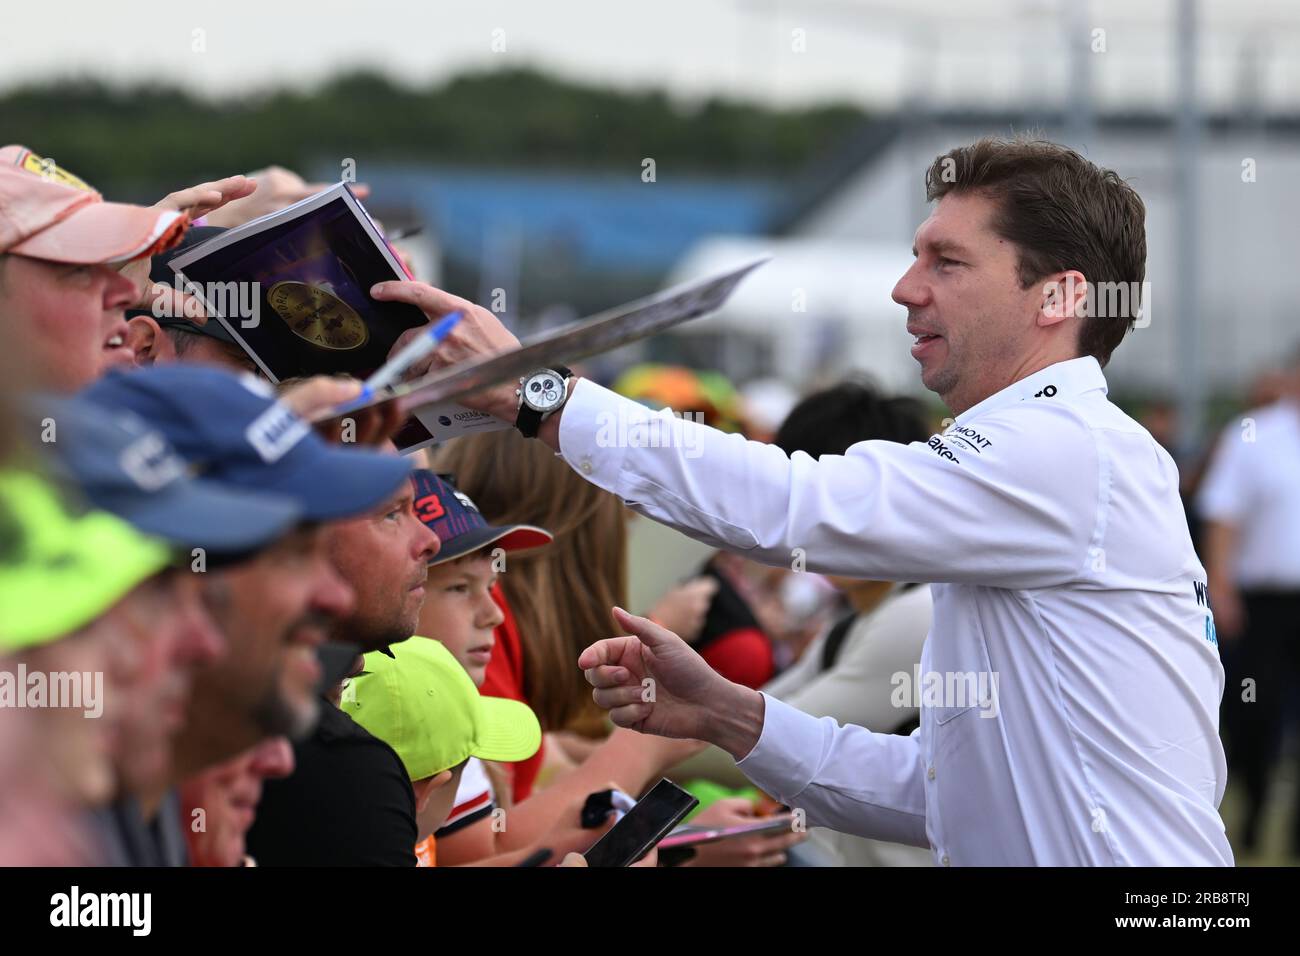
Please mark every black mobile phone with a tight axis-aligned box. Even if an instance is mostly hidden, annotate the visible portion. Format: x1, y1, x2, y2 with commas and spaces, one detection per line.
582, 778, 699, 868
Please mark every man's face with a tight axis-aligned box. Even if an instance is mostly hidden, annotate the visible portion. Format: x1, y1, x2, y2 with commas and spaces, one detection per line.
0, 695, 94, 865
178, 527, 353, 772
0, 255, 140, 391
891, 192, 1044, 414
101, 570, 225, 796
17, 628, 115, 807
323, 483, 440, 652
179, 736, 294, 867
416, 555, 504, 687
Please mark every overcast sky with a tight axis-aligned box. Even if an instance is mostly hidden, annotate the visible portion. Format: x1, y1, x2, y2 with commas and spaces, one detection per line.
4, 0, 1299, 110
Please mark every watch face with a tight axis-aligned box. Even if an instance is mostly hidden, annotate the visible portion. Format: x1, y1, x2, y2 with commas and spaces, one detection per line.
523, 370, 565, 412
268, 281, 370, 351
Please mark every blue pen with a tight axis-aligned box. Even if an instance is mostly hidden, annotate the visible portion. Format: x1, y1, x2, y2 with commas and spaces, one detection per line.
355, 310, 463, 402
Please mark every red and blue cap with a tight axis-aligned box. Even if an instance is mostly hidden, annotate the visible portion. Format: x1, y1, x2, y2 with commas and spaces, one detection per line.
411, 469, 552, 565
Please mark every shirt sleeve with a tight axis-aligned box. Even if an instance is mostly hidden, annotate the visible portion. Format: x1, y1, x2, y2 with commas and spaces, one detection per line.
736, 694, 929, 847
778, 589, 932, 734
670, 590, 933, 791
559, 380, 1099, 588
1197, 422, 1252, 524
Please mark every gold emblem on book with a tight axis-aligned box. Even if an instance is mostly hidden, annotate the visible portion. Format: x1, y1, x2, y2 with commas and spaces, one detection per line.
268, 281, 369, 351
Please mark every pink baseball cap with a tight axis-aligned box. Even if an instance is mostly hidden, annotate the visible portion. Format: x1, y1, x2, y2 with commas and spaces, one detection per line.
0, 145, 187, 264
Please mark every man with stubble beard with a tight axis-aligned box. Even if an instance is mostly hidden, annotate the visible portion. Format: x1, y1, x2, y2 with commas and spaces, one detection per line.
246, 462, 441, 866
78, 364, 415, 861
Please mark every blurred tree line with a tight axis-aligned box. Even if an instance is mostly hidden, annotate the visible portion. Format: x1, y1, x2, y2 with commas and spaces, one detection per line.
0, 67, 866, 199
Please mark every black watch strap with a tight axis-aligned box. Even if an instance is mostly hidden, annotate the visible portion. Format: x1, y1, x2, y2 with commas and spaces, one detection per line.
514, 365, 572, 438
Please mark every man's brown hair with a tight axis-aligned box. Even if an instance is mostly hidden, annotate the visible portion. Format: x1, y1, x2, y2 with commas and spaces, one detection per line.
925, 136, 1147, 366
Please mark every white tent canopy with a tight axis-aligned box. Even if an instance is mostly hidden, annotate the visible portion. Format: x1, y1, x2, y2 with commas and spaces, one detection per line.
665, 236, 923, 392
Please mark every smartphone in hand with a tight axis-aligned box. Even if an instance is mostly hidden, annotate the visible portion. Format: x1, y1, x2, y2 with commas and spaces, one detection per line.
582, 779, 698, 868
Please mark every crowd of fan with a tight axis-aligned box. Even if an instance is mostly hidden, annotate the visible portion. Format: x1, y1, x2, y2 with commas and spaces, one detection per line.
0, 150, 934, 867
2, 146, 1292, 866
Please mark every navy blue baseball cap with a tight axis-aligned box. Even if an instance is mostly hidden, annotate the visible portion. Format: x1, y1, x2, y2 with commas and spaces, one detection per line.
411, 469, 552, 565
80, 364, 413, 521
30, 394, 301, 557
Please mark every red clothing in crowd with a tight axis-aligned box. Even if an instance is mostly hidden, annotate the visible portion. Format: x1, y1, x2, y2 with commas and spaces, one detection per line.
692, 562, 776, 689
481, 584, 545, 802
698, 626, 775, 689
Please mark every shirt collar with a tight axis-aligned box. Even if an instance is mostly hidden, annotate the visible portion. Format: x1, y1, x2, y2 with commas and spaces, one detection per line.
954, 356, 1108, 425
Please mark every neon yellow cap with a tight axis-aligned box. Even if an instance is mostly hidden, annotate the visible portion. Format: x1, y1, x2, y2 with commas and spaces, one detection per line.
0, 470, 170, 650
341, 637, 541, 781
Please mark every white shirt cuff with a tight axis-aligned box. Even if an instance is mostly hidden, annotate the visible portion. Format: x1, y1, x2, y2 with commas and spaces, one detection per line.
557, 378, 649, 495
735, 693, 828, 804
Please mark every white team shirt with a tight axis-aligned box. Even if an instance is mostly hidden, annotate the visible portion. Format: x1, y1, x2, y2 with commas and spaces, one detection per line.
558, 356, 1231, 866
1197, 400, 1300, 589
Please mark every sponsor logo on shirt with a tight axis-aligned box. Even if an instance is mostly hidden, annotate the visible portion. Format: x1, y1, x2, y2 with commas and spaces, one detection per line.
1192, 580, 1218, 648
927, 435, 961, 463
945, 425, 992, 454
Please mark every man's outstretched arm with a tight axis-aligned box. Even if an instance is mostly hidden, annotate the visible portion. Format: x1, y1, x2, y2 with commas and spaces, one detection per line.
372, 280, 1092, 590
581, 608, 929, 848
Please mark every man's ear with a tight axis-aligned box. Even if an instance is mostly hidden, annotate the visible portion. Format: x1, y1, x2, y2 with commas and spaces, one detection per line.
125, 315, 162, 366
1038, 271, 1088, 328
412, 769, 454, 814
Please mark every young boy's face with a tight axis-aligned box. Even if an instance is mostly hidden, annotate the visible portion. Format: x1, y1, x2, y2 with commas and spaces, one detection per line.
417, 555, 504, 687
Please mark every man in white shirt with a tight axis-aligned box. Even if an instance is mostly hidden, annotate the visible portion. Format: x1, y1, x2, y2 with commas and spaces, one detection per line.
377, 136, 1232, 866
670, 378, 937, 866
1197, 347, 1300, 855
